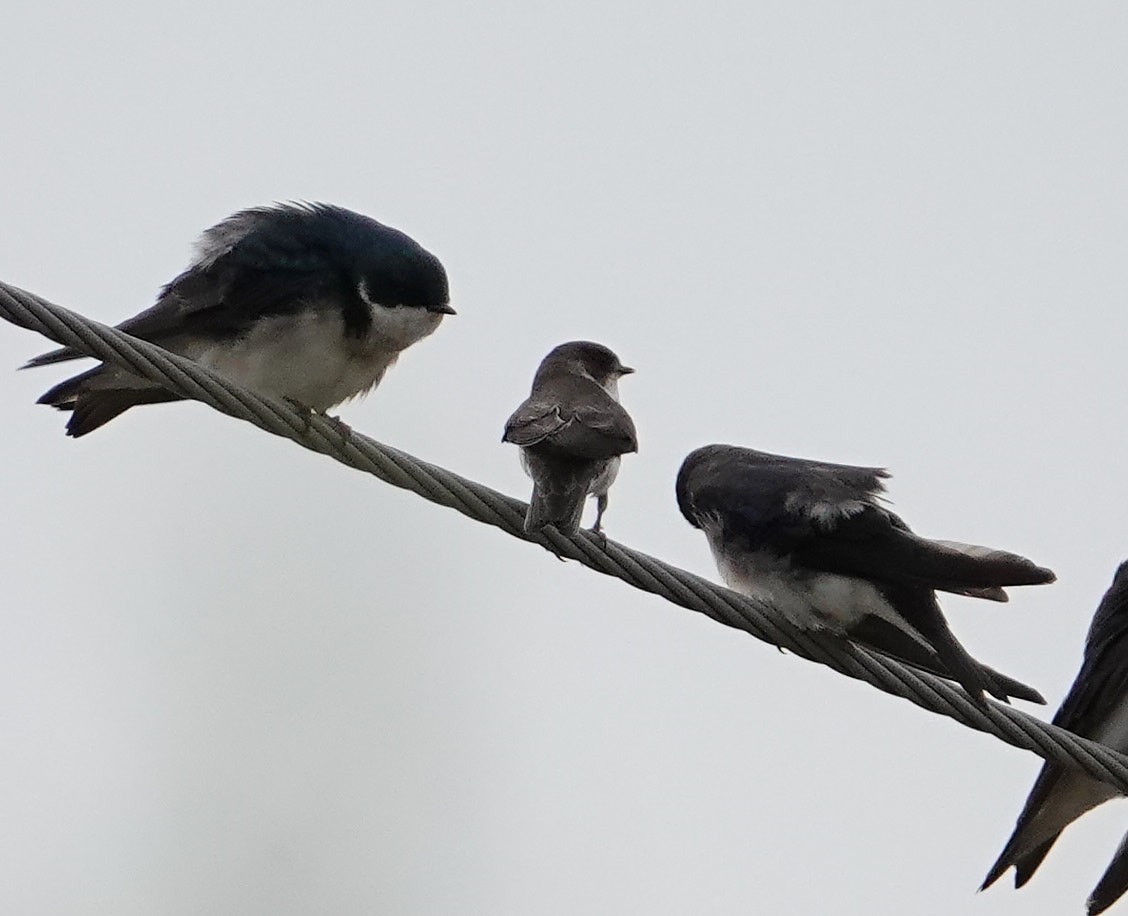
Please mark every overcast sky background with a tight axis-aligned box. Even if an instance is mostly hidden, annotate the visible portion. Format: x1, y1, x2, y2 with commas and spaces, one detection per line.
2, 3, 1126, 914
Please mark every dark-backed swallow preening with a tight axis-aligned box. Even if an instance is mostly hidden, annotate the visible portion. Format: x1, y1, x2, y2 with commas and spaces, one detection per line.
26, 202, 454, 436
504, 341, 637, 537
675, 444, 1055, 705
982, 561, 1128, 915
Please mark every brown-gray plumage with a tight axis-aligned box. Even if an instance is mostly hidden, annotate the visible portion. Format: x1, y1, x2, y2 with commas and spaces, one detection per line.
982, 561, 1128, 914
504, 341, 637, 536
676, 444, 1054, 705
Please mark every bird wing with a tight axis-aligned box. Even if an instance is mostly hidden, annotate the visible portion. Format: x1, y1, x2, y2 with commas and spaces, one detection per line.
504, 382, 637, 460
791, 507, 1055, 595
25, 213, 343, 367
566, 401, 638, 458
1053, 562, 1128, 735
678, 446, 889, 545
679, 448, 1032, 702
503, 400, 569, 447
678, 445, 1052, 592
1089, 829, 1128, 915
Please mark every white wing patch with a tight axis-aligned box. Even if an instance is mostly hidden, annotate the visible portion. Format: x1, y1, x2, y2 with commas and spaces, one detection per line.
785, 492, 873, 528
191, 210, 266, 269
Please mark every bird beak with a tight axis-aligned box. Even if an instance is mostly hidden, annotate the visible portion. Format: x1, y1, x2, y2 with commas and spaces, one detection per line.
431, 303, 457, 315
618, 365, 635, 375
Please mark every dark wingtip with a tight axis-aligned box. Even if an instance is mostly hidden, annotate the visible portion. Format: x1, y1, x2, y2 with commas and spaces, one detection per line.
23, 346, 79, 370
979, 858, 1010, 893
64, 414, 93, 437
992, 670, 1047, 705
1088, 892, 1114, 915
989, 678, 1045, 706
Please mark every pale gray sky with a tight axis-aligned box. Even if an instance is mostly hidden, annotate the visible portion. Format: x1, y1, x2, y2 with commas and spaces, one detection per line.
2, 2, 1127, 913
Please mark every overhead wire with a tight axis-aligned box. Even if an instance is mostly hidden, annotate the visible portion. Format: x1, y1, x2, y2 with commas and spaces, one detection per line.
2, 278, 1123, 792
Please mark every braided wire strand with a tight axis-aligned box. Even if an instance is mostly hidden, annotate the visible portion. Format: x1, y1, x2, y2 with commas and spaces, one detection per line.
2, 278, 1126, 791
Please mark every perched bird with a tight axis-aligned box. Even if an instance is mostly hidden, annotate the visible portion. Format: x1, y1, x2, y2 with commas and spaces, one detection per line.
26, 202, 454, 436
503, 341, 637, 537
675, 444, 1054, 704
982, 561, 1128, 915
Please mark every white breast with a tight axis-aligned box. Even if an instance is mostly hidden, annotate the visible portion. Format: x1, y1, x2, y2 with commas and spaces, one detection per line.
184, 303, 441, 410
703, 522, 930, 648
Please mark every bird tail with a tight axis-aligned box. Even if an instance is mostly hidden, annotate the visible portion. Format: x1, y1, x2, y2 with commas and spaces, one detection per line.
982, 764, 1118, 897
36, 367, 179, 437
981, 831, 1059, 893
847, 613, 1045, 703
853, 588, 1041, 706
1088, 830, 1128, 914
524, 480, 588, 536
919, 600, 1017, 706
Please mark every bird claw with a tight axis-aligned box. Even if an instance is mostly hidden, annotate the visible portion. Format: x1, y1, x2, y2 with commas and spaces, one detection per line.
282, 398, 351, 446
322, 412, 353, 446
283, 397, 315, 433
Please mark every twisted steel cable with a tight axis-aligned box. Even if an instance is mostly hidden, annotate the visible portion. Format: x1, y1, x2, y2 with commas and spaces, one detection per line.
2, 278, 1124, 792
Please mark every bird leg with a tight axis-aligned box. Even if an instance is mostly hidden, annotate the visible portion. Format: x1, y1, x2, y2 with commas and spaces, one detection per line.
283, 397, 316, 433
590, 494, 609, 543
320, 411, 353, 447
282, 398, 352, 447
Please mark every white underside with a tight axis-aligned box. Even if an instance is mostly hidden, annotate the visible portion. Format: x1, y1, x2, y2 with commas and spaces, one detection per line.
1013, 698, 1128, 855
169, 305, 443, 410
590, 456, 621, 498
702, 521, 931, 649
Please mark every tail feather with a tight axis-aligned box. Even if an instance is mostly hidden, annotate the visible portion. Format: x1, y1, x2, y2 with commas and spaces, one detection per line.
520, 451, 601, 537
1015, 837, 1058, 888
848, 613, 1045, 705
897, 588, 1014, 705
1088, 830, 1128, 914
36, 366, 101, 409
36, 366, 180, 437
928, 626, 1009, 705
981, 842, 1017, 891
982, 767, 1114, 896
524, 483, 587, 536
981, 831, 1059, 892
23, 344, 85, 369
